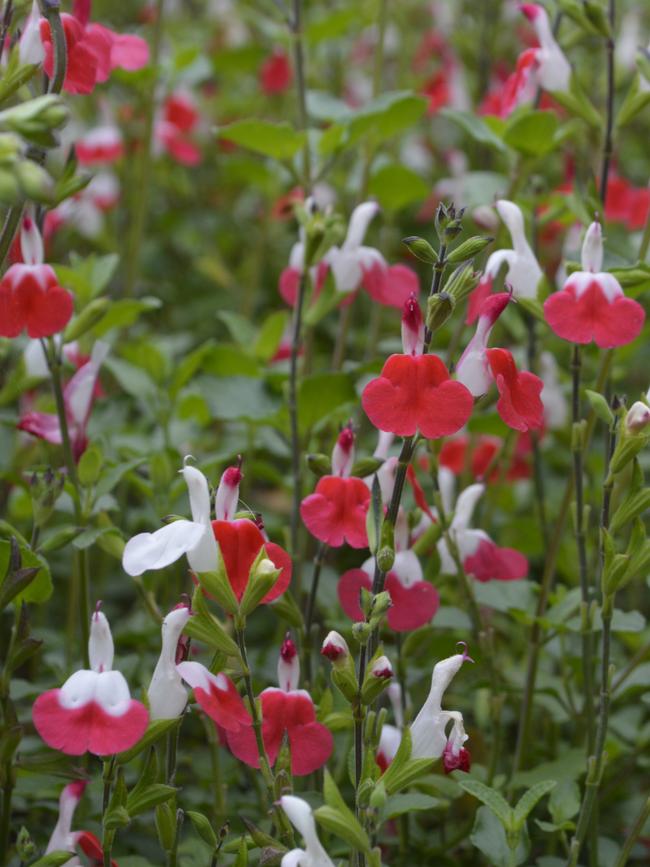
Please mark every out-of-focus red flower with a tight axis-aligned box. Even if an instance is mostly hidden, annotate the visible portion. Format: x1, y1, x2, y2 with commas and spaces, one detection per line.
260, 50, 293, 94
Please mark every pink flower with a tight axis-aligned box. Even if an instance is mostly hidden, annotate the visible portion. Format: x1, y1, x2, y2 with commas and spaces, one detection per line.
301, 428, 371, 548
226, 636, 333, 776
486, 348, 544, 432
18, 341, 109, 461
260, 50, 293, 94
605, 174, 650, 230
39, 3, 148, 95
33, 608, 148, 756
0, 218, 74, 339
176, 661, 251, 732
544, 221, 645, 348
75, 125, 124, 165
156, 91, 201, 166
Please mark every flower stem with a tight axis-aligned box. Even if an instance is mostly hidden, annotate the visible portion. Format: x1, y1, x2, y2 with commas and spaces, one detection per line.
599, 0, 616, 207
303, 542, 328, 685
511, 350, 614, 779
288, 267, 308, 598
290, 0, 311, 190
354, 645, 367, 867
613, 796, 650, 867
422, 244, 448, 354
571, 345, 595, 755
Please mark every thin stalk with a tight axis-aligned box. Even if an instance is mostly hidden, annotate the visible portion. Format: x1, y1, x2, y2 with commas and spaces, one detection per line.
331, 304, 353, 371
0, 604, 20, 863
639, 192, 650, 261
288, 268, 308, 597
571, 345, 595, 755
123, 0, 165, 296
290, 0, 311, 189
511, 350, 614, 779
613, 797, 650, 867
304, 542, 328, 681
0, 207, 22, 271
354, 646, 367, 867
599, 0, 616, 206
166, 718, 182, 785
101, 757, 116, 867
422, 244, 448, 354
168, 809, 184, 867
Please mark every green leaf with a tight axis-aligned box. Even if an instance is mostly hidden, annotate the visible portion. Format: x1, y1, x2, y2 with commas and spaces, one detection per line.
217, 120, 306, 160
203, 376, 280, 422
381, 793, 440, 820
298, 372, 356, 433
513, 780, 556, 829
584, 389, 614, 426
380, 728, 434, 795
610, 489, 650, 535
0, 539, 52, 605
254, 311, 289, 361
54, 253, 119, 304
117, 719, 179, 764
470, 806, 529, 867
185, 587, 240, 656
346, 91, 427, 147
440, 108, 507, 152
457, 778, 514, 829
93, 297, 162, 337
368, 164, 429, 212
314, 805, 371, 854
503, 110, 559, 157
549, 781, 581, 825
473, 580, 536, 614
29, 852, 81, 867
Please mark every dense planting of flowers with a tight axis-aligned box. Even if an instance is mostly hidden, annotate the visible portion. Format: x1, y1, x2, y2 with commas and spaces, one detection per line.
0, 1, 649, 866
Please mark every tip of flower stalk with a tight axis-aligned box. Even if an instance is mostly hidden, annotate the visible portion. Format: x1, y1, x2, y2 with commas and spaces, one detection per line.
456, 641, 475, 663
280, 632, 297, 662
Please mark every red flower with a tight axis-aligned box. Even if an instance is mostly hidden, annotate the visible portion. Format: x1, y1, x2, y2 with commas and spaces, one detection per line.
0, 218, 73, 339
212, 518, 292, 603
443, 743, 471, 774
438, 434, 532, 481
300, 476, 370, 548
338, 561, 439, 632
226, 688, 333, 776
176, 661, 251, 732
362, 354, 474, 439
75, 125, 124, 165
544, 220, 645, 348
485, 348, 543, 432
260, 50, 293, 94
156, 91, 201, 166
605, 175, 650, 230
464, 538, 528, 582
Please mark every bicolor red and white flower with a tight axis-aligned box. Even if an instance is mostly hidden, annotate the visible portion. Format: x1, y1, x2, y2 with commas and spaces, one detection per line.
45, 781, 116, 866
362, 295, 474, 439
0, 216, 74, 340
148, 604, 192, 720
176, 660, 250, 733
338, 507, 440, 632
227, 635, 333, 776
280, 795, 335, 867
19, 340, 109, 461
75, 124, 124, 166
410, 644, 472, 770
122, 459, 291, 604
435, 468, 528, 582
301, 427, 371, 548
544, 220, 645, 348
456, 292, 511, 397
33, 607, 149, 756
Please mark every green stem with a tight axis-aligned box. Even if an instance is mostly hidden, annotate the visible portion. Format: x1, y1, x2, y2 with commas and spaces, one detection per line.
303, 542, 328, 685
354, 646, 367, 867
168, 809, 184, 867
639, 192, 650, 261
123, 0, 165, 296
290, 0, 311, 189
0, 207, 22, 271
571, 345, 595, 755
599, 0, 616, 206
37, 0, 68, 94
422, 244, 448, 353
288, 268, 307, 599
331, 303, 353, 371
511, 350, 613, 779
613, 796, 650, 867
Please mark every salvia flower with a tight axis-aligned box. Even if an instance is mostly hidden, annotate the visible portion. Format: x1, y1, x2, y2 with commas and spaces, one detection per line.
519, 4, 571, 94
362, 295, 474, 439
543, 220, 645, 348
301, 428, 371, 548
0, 217, 74, 339
456, 292, 511, 397
155, 91, 202, 166
227, 635, 333, 776
280, 795, 335, 867
409, 644, 472, 762
148, 605, 192, 721
176, 660, 251, 732
75, 124, 124, 166
483, 200, 543, 300
18, 340, 109, 460
486, 347, 544, 432
260, 49, 293, 94
625, 400, 650, 434
33, 606, 148, 756
45, 781, 116, 866
436, 468, 528, 582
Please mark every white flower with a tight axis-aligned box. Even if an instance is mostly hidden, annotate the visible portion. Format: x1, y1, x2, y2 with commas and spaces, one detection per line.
122, 458, 218, 576
323, 201, 384, 294
280, 796, 334, 867
436, 469, 488, 573
521, 4, 571, 93
484, 200, 543, 300
148, 607, 191, 720
410, 646, 472, 759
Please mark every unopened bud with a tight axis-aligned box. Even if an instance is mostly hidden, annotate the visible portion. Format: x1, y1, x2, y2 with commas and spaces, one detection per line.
377, 546, 395, 573
402, 236, 438, 264
16, 827, 35, 861
322, 631, 358, 702
239, 556, 280, 616
15, 160, 53, 203
321, 631, 349, 664
625, 401, 650, 434
368, 591, 392, 629
361, 654, 393, 704
445, 264, 480, 303
306, 453, 332, 477
426, 291, 455, 334
352, 621, 372, 646
446, 235, 493, 265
